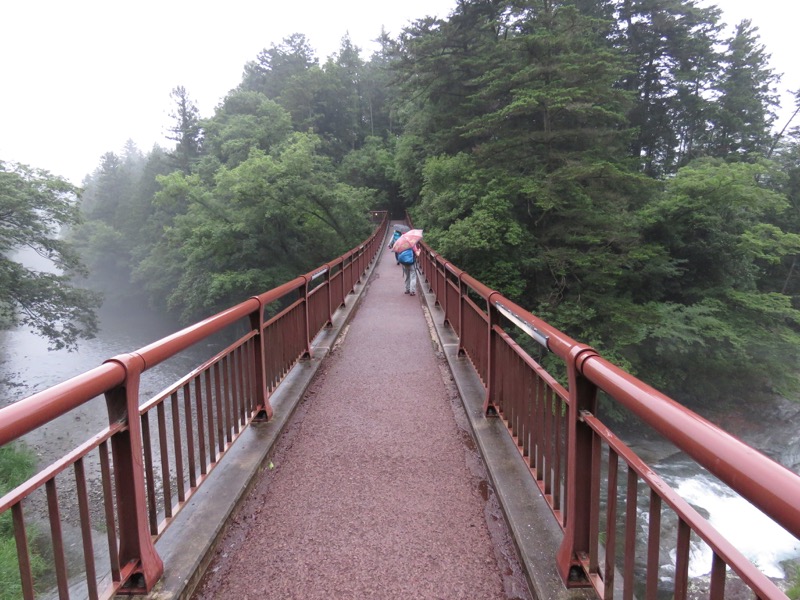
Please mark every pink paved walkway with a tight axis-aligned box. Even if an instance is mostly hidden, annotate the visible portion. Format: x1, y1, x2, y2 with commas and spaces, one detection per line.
192, 231, 532, 599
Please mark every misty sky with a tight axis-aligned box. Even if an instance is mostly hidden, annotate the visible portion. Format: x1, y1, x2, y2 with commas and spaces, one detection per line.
1, 0, 797, 185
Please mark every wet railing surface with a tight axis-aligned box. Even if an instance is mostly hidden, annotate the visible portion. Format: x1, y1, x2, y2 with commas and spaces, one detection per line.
2, 210, 800, 600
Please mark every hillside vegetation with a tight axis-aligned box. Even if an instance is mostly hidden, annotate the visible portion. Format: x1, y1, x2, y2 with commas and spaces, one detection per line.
66, 0, 800, 408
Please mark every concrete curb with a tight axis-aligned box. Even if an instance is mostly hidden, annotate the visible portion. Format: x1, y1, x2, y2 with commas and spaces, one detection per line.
135, 240, 385, 600
417, 282, 592, 600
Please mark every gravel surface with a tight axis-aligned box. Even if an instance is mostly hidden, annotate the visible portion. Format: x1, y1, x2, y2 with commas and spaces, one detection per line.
192, 240, 532, 600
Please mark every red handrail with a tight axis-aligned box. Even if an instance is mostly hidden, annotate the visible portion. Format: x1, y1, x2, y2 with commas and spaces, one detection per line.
414, 235, 797, 600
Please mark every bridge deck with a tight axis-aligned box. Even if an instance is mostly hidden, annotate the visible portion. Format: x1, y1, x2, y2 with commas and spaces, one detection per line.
150, 230, 536, 599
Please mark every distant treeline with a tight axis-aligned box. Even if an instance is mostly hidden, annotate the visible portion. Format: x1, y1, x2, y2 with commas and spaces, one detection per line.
71, 0, 800, 408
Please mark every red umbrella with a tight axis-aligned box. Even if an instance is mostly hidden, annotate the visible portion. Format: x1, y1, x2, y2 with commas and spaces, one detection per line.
391, 229, 423, 254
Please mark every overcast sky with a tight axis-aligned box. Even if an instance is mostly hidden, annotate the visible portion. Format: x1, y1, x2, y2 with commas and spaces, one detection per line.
1, 0, 796, 185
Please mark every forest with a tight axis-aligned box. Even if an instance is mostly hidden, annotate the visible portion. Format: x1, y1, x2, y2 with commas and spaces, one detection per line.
5, 0, 800, 412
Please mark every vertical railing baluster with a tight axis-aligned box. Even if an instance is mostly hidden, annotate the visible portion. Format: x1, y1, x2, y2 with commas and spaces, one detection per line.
646, 491, 661, 600
231, 346, 242, 430
75, 458, 99, 600
183, 385, 197, 489
589, 433, 602, 575
238, 344, 247, 424
98, 441, 121, 582
222, 356, 232, 444
604, 450, 619, 600
709, 552, 727, 600
157, 402, 172, 518
171, 391, 185, 503
674, 519, 691, 600
301, 276, 312, 359
623, 467, 638, 600
244, 338, 255, 417
195, 375, 208, 475
543, 384, 553, 496
205, 369, 215, 463
46, 478, 69, 599
553, 395, 564, 516
521, 366, 532, 464
12, 503, 35, 600
141, 414, 158, 534
536, 376, 546, 480
214, 362, 224, 455
324, 262, 334, 328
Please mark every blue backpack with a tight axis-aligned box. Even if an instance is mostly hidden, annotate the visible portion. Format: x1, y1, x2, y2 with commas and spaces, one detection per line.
397, 248, 414, 265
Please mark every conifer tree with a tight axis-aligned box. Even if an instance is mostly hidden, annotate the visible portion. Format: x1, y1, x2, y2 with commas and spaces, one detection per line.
708, 19, 779, 160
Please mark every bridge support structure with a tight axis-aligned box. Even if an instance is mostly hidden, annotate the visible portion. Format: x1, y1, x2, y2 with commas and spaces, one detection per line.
555, 344, 599, 588
103, 353, 164, 594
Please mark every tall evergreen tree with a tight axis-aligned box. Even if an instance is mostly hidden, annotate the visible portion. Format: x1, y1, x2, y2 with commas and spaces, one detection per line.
707, 19, 779, 160
167, 86, 202, 174
618, 0, 722, 175
313, 35, 367, 159
240, 33, 318, 98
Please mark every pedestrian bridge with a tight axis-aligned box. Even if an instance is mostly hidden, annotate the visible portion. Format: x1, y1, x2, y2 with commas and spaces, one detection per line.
2, 213, 799, 600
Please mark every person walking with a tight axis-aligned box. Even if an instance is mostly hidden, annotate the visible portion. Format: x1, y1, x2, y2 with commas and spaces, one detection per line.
396, 244, 420, 295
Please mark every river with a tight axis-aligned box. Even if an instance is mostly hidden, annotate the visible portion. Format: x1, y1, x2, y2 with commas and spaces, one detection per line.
621, 395, 800, 587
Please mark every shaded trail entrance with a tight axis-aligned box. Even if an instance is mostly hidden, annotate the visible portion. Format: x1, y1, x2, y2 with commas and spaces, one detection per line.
192, 230, 532, 599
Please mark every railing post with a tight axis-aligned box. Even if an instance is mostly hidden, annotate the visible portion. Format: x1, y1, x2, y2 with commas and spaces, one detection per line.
356, 245, 364, 283
483, 293, 500, 417
556, 344, 599, 586
301, 275, 313, 359
339, 259, 347, 307
439, 261, 446, 309
436, 263, 446, 326
325, 262, 334, 328
103, 353, 163, 593
457, 271, 466, 356
249, 298, 273, 421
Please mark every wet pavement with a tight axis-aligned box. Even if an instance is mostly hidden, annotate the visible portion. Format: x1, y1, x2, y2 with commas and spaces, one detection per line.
190, 228, 533, 599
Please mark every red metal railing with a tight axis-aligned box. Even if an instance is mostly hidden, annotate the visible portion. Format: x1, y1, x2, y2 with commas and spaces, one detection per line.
416, 242, 800, 600
0, 212, 387, 600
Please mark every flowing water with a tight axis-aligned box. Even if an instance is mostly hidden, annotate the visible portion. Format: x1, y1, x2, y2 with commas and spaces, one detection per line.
622, 397, 800, 588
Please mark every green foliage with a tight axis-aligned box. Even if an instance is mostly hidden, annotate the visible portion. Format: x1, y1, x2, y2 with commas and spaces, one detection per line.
630, 158, 800, 402
137, 133, 373, 321
241, 33, 318, 98
787, 564, 800, 600
709, 19, 780, 160
201, 91, 293, 167
0, 443, 35, 498
67, 0, 800, 415
0, 443, 44, 600
338, 136, 400, 208
619, 0, 724, 175
642, 158, 791, 300
0, 161, 100, 350
166, 86, 202, 173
